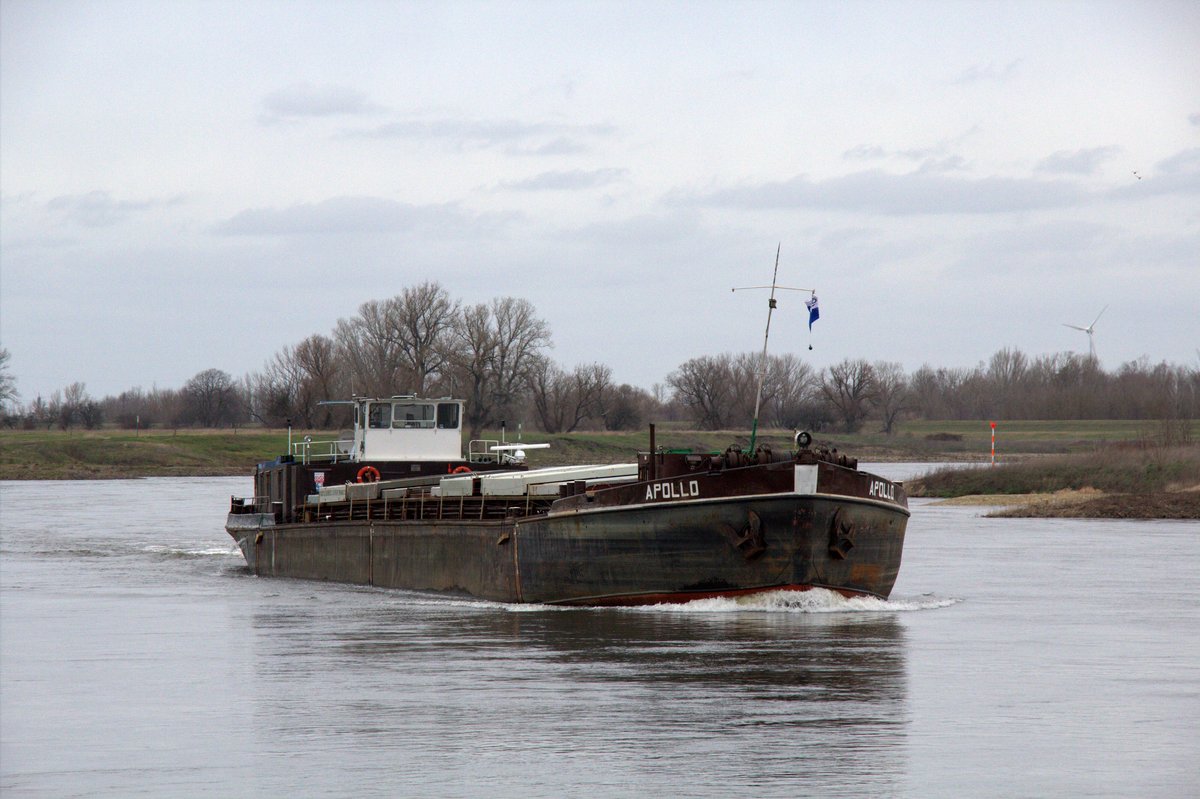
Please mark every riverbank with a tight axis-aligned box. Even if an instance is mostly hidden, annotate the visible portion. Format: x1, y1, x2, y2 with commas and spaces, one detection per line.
2, 423, 1197, 519
931, 488, 1200, 519
0, 429, 286, 480
911, 443, 1200, 519
3, 419, 1191, 481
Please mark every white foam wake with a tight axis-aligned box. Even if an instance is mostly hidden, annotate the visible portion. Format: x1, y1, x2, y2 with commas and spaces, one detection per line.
637, 587, 959, 614
142, 544, 241, 557
277, 585, 959, 615
411, 587, 960, 614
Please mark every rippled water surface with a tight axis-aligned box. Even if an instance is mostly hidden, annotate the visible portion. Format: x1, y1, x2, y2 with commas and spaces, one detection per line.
2, 472, 1197, 798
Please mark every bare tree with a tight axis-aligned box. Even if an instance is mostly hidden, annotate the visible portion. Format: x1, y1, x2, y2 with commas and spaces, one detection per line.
573, 363, 614, 430
334, 299, 405, 397
46, 391, 63, 430
448, 302, 494, 439
986, 347, 1029, 418
910, 364, 975, 420
909, 365, 940, 420
491, 297, 552, 408
870, 361, 910, 435
155, 387, 186, 429
392, 282, 458, 395
728, 353, 764, 427
530, 360, 611, 433
331, 286, 458, 399
56, 382, 90, 430
602, 383, 657, 430
246, 369, 295, 428
295, 334, 345, 427
0, 348, 18, 412
529, 358, 573, 433
821, 359, 876, 433
105, 388, 144, 429
669, 352, 819, 431
667, 354, 735, 429
448, 297, 551, 440
762, 353, 819, 429
253, 346, 302, 427
78, 399, 104, 429
24, 395, 53, 430
183, 368, 242, 427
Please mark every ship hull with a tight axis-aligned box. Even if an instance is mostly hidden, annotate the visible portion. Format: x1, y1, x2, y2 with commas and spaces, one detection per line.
226, 491, 907, 605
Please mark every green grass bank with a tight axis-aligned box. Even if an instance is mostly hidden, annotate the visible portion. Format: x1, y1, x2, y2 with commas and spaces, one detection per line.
1, 419, 1195, 481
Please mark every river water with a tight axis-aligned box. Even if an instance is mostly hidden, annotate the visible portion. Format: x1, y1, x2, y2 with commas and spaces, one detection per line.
1, 470, 1197, 798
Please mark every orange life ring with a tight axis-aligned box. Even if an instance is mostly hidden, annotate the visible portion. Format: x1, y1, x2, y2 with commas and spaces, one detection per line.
356, 465, 381, 483
452, 465, 472, 474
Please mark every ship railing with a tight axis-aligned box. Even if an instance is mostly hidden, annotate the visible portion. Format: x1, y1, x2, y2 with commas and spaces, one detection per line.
230, 495, 279, 515
290, 437, 355, 465
467, 439, 501, 464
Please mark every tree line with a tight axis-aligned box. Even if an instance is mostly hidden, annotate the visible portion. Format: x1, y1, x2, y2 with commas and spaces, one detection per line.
2, 285, 1197, 436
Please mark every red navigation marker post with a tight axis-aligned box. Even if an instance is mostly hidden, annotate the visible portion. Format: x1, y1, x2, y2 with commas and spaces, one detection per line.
990, 421, 997, 465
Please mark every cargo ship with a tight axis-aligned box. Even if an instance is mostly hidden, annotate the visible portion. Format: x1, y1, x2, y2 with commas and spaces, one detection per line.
225, 394, 909, 605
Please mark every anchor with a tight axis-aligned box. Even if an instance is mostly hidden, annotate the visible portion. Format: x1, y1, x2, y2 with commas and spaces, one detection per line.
725, 509, 766, 560
828, 507, 856, 559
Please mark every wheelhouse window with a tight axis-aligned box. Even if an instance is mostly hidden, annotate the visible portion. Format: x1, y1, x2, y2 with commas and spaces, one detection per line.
367, 402, 392, 429
436, 402, 460, 430
392, 402, 435, 429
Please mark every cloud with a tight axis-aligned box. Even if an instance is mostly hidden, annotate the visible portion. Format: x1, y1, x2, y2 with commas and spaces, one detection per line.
351, 117, 616, 153
499, 168, 627, 192
259, 83, 380, 122
966, 219, 1112, 262
509, 137, 593, 157
212, 196, 500, 236
1036, 146, 1122, 175
915, 155, 969, 174
1189, 112, 1200, 127
844, 143, 948, 163
1156, 147, 1200, 175
46, 191, 183, 227
843, 129, 978, 173
952, 59, 1023, 84
673, 169, 1088, 215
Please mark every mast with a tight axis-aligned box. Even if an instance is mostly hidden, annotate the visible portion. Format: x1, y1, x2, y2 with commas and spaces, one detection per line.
748, 245, 781, 453
732, 245, 815, 453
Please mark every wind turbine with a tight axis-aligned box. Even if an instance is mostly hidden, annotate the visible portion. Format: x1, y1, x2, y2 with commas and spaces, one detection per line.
1063, 305, 1108, 360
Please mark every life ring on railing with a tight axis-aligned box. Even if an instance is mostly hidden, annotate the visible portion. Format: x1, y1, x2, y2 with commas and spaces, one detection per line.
356, 465, 381, 483
452, 465, 472, 474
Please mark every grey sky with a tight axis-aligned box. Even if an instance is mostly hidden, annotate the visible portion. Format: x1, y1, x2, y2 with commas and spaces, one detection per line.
2, 0, 1198, 402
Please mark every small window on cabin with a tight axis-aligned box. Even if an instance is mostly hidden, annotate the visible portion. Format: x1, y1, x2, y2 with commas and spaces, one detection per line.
368, 402, 391, 429
392, 402, 435, 429
437, 403, 460, 429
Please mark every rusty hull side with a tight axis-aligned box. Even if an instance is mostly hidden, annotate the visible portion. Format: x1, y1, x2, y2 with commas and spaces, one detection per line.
227, 492, 905, 605
514, 493, 907, 605
233, 518, 522, 601
226, 458, 909, 606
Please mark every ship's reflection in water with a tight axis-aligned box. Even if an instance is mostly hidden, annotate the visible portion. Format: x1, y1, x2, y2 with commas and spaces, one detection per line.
248, 590, 908, 798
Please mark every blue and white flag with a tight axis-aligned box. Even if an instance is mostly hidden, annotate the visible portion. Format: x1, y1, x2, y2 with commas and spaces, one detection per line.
805, 295, 819, 330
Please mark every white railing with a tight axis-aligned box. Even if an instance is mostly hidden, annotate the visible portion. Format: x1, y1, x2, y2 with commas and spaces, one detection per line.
467, 439, 500, 464
291, 437, 355, 464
